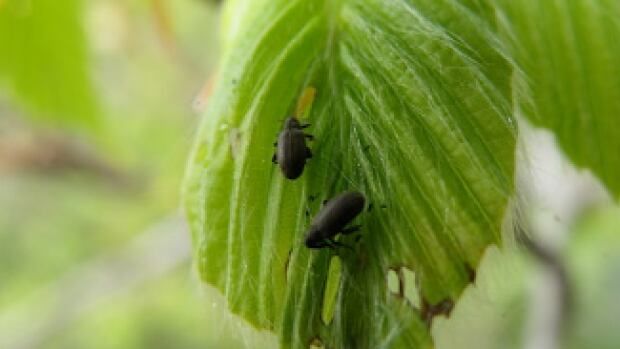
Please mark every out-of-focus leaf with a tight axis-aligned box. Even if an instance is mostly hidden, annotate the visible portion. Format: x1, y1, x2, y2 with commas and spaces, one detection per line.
0, 0, 99, 129
434, 246, 527, 349
184, 0, 516, 347
435, 205, 620, 349
565, 206, 620, 349
496, 0, 620, 198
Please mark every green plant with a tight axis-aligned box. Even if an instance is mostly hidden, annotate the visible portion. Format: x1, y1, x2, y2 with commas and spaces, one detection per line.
0, 0, 99, 130
184, 0, 620, 348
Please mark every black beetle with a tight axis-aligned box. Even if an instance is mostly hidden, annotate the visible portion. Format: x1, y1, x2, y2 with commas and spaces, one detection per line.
305, 191, 365, 249
272, 117, 313, 179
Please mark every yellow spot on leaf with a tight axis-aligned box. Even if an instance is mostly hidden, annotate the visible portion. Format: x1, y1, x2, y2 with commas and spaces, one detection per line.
295, 86, 316, 119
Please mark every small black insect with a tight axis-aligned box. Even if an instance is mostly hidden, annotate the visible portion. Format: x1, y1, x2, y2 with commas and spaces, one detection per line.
305, 191, 366, 249
272, 117, 313, 179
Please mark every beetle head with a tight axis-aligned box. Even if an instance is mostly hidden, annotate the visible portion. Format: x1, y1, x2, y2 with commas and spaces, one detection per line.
283, 117, 301, 130
304, 226, 323, 248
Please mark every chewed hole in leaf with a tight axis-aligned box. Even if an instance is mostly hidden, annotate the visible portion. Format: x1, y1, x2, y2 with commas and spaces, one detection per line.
387, 266, 420, 308
386, 268, 402, 297
402, 267, 421, 309
321, 256, 342, 325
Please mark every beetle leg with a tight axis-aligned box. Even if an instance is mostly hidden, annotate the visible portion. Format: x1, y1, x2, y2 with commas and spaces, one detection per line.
304, 134, 314, 140
341, 225, 361, 235
273, 141, 278, 146
368, 203, 386, 212
300, 123, 311, 129
325, 239, 338, 249
310, 240, 331, 249
322, 199, 329, 206
328, 238, 354, 251
271, 154, 277, 164
306, 148, 313, 159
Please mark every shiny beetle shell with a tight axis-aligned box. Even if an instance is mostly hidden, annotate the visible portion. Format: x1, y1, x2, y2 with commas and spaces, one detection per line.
305, 191, 365, 249
273, 117, 312, 179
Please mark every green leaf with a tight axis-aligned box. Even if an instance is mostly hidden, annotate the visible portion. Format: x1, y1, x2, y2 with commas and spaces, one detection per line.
496, 0, 620, 198
564, 206, 620, 349
184, 0, 516, 347
0, 0, 99, 129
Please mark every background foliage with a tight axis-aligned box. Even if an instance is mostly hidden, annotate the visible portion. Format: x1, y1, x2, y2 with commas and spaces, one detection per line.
0, 1, 270, 348
497, 0, 620, 198
0, 0, 99, 129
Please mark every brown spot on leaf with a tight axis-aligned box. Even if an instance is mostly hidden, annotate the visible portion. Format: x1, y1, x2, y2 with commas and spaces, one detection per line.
396, 268, 405, 298
284, 249, 292, 283
465, 263, 476, 283
420, 298, 454, 327
228, 128, 242, 159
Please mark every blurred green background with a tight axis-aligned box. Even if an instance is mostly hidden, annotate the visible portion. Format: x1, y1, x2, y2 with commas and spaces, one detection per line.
0, 0, 276, 348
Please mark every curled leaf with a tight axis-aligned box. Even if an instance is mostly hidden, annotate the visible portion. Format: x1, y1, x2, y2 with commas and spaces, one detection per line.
185, 0, 516, 347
